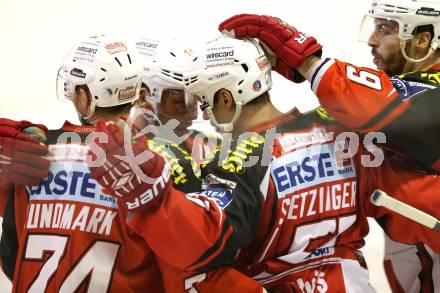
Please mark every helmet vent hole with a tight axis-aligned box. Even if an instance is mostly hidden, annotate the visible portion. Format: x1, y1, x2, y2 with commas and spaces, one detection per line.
115, 88, 118, 94
234, 59, 240, 63
100, 67, 107, 72
94, 96, 99, 100
193, 57, 198, 62
238, 90, 243, 94
127, 54, 132, 64
114, 57, 122, 67
238, 80, 244, 86
241, 63, 249, 73
100, 78, 105, 82
170, 52, 176, 57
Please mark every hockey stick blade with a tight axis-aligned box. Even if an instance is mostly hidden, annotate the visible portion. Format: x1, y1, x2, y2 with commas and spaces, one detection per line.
371, 189, 440, 232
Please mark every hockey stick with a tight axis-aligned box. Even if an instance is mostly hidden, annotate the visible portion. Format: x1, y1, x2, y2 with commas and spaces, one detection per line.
370, 189, 440, 232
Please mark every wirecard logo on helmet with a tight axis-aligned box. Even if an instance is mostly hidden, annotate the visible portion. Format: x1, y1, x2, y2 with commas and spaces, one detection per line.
135, 39, 159, 57
118, 86, 136, 102
105, 42, 128, 54
206, 50, 234, 59
70, 68, 86, 79
77, 46, 98, 54
136, 41, 158, 49
416, 7, 440, 16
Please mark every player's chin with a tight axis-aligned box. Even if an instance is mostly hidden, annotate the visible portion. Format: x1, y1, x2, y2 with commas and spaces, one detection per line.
375, 61, 391, 74
372, 57, 383, 70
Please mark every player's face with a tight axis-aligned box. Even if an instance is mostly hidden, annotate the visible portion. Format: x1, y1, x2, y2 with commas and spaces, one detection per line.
136, 85, 154, 113
157, 89, 198, 129
368, 18, 406, 75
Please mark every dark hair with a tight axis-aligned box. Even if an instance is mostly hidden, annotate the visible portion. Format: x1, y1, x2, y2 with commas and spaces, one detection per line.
141, 82, 149, 91
413, 24, 435, 39
95, 103, 133, 115
413, 24, 440, 53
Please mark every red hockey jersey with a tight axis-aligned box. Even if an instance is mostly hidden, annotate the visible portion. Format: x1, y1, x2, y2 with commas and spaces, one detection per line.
0, 122, 164, 292
308, 58, 440, 171
134, 109, 440, 292
0, 121, 264, 293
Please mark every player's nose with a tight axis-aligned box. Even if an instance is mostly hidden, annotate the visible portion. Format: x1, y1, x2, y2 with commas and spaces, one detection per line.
367, 32, 379, 48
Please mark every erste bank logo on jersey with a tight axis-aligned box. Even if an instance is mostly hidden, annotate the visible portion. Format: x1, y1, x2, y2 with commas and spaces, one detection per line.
271, 143, 356, 196
26, 144, 116, 209
25, 144, 119, 236
271, 142, 357, 222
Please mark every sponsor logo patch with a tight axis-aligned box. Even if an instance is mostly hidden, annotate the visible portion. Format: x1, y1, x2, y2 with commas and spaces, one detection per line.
205, 45, 235, 68
208, 72, 229, 81
390, 77, 436, 101
277, 127, 332, 153
202, 187, 233, 209
256, 55, 270, 70
118, 86, 136, 102
70, 68, 86, 78
105, 42, 128, 54
416, 7, 440, 16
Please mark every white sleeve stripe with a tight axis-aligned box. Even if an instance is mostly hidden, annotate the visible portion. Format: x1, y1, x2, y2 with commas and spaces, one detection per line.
309, 58, 335, 94
259, 166, 271, 201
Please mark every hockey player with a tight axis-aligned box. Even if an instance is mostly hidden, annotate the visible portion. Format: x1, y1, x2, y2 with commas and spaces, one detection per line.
0, 36, 168, 292
90, 36, 440, 292
0, 36, 264, 293
362, 3, 440, 291
218, 2, 440, 291
218, 1, 440, 172
88, 38, 264, 293
133, 38, 220, 165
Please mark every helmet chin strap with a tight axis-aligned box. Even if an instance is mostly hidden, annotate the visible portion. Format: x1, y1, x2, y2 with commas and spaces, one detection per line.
77, 102, 98, 126
205, 101, 243, 133
400, 39, 438, 63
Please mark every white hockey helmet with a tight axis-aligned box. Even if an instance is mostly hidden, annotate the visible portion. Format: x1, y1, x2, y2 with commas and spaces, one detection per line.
360, 0, 440, 62
57, 36, 144, 122
135, 38, 197, 105
183, 36, 272, 132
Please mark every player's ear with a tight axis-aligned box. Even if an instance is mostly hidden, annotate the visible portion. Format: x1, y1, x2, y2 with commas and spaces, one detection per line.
73, 86, 92, 117
218, 89, 235, 110
415, 31, 432, 53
